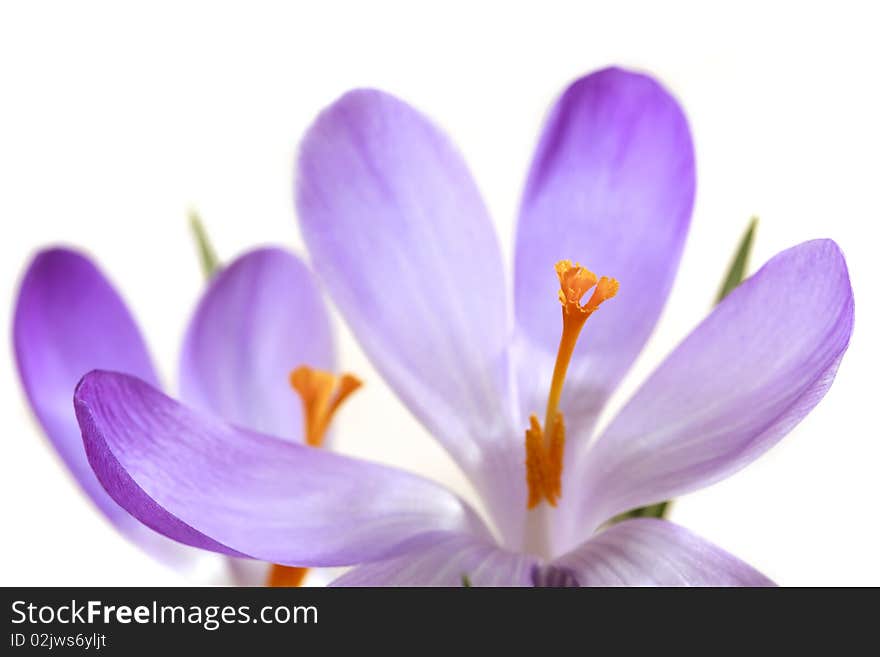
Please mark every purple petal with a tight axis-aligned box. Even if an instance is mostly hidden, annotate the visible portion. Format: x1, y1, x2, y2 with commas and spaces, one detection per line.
552, 519, 775, 586
296, 89, 524, 543
331, 531, 535, 587
179, 248, 334, 441
565, 240, 853, 543
75, 370, 489, 567
513, 67, 695, 438
12, 248, 189, 562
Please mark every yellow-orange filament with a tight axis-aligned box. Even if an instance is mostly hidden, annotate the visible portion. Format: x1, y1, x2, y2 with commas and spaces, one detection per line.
266, 365, 362, 587
526, 261, 618, 509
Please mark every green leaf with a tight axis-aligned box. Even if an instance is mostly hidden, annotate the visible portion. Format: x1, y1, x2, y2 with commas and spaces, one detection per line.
610, 217, 759, 525
715, 216, 758, 304
461, 574, 472, 587
188, 209, 221, 279
608, 501, 670, 525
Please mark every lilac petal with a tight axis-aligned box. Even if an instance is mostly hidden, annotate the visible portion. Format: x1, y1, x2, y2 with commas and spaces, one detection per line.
331, 531, 535, 587
75, 370, 489, 567
514, 67, 695, 438
296, 89, 523, 542
552, 519, 775, 586
226, 559, 271, 586
179, 248, 334, 441
12, 248, 191, 563
566, 240, 853, 542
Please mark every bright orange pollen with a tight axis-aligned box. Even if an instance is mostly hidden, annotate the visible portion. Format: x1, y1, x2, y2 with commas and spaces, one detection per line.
526, 261, 618, 509
525, 413, 565, 509
266, 365, 362, 587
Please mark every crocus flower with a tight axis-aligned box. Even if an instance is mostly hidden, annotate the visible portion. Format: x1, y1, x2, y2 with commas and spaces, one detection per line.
75, 67, 854, 586
14, 246, 344, 585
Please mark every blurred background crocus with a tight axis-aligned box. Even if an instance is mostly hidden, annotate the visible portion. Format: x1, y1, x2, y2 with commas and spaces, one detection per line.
13, 245, 341, 585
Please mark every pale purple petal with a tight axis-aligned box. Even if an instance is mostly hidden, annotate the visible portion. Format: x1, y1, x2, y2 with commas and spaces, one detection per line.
226, 559, 271, 586
179, 248, 333, 441
75, 370, 489, 567
12, 248, 190, 563
551, 519, 775, 586
331, 531, 535, 587
296, 89, 524, 543
514, 67, 695, 440
564, 240, 853, 544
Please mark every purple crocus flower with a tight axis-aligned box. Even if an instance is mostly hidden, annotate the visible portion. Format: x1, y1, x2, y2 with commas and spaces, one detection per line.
74, 67, 854, 586
14, 246, 335, 584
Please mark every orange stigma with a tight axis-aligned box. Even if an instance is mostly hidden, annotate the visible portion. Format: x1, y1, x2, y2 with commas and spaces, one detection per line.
267, 365, 362, 587
525, 261, 618, 509
556, 260, 619, 319
289, 365, 363, 447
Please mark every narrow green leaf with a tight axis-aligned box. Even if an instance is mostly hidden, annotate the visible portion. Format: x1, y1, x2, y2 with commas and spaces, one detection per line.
461, 574, 472, 587
632, 501, 669, 520
188, 209, 221, 279
611, 217, 759, 525
715, 216, 758, 304
609, 501, 670, 524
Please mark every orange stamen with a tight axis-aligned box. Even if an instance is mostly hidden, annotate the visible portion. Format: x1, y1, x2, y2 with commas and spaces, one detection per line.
525, 261, 618, 509
525, 413, 565, 509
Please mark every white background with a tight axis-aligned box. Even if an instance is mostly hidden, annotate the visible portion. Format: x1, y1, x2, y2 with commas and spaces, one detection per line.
1, 1, 878, 586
